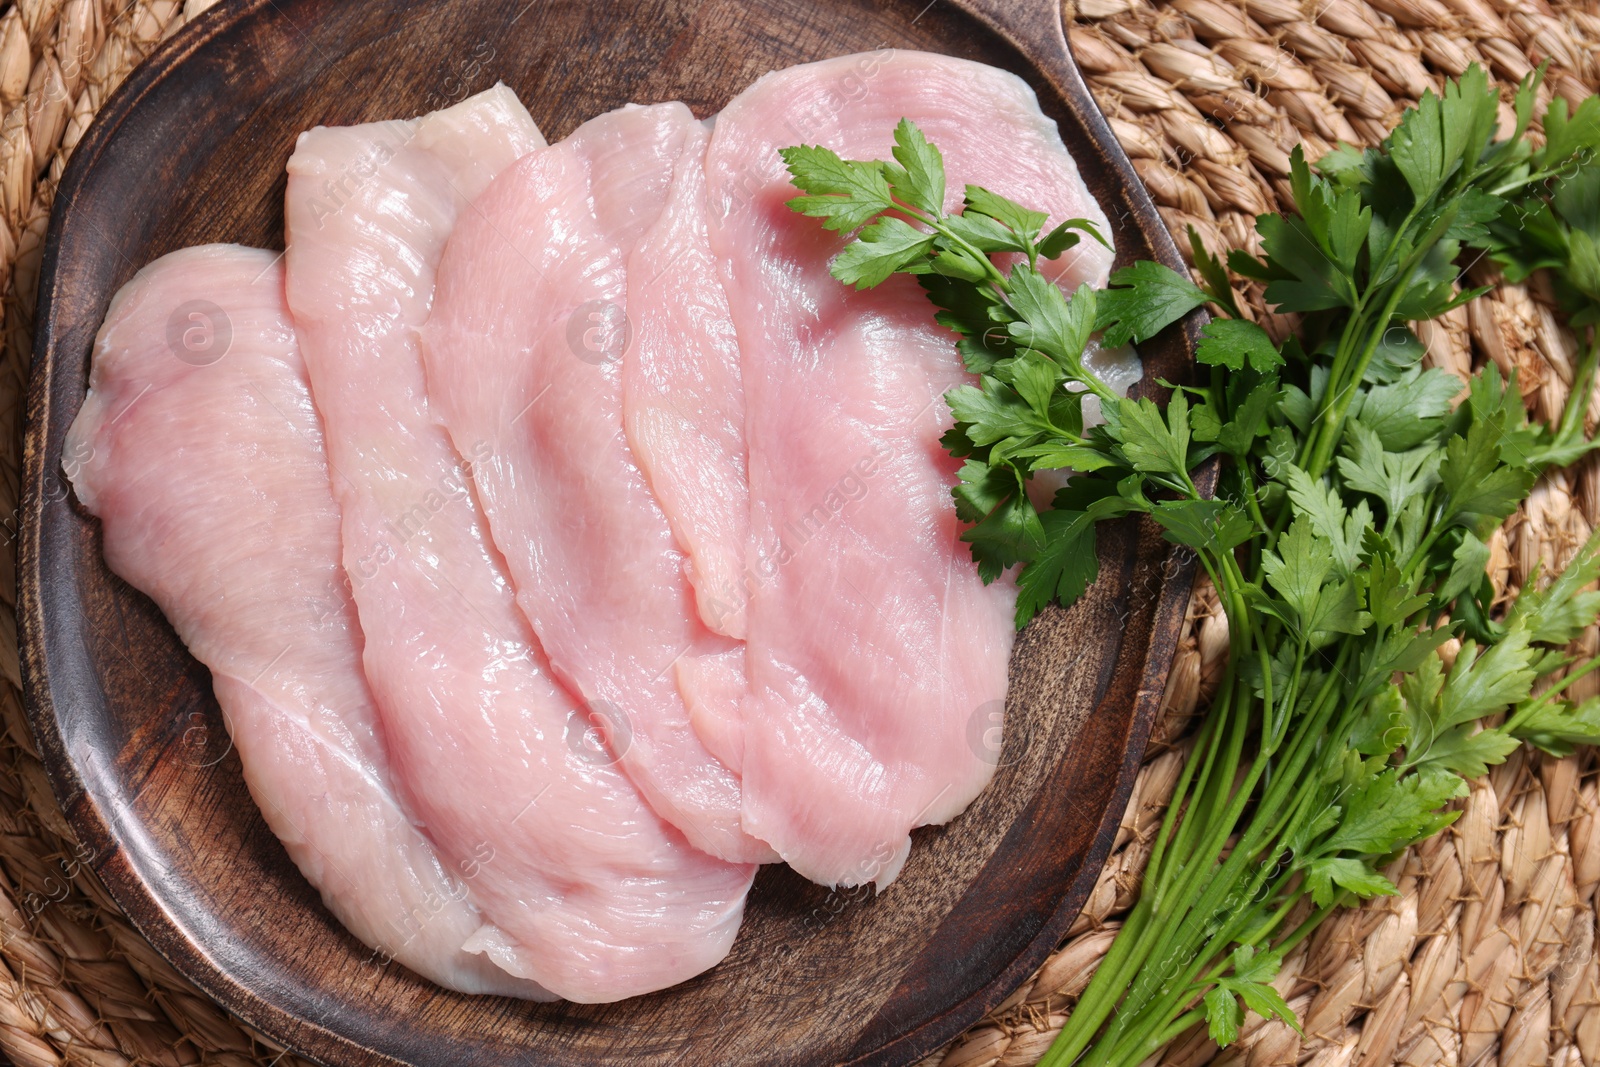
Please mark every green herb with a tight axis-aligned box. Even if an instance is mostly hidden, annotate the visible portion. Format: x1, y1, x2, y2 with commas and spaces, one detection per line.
784, 63, 1600, 1067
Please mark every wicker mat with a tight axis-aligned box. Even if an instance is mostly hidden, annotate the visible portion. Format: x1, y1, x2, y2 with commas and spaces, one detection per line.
0, 0, 1593, 1065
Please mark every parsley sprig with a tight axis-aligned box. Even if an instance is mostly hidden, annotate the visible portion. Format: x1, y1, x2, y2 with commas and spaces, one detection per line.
785, 63, 1600, 1067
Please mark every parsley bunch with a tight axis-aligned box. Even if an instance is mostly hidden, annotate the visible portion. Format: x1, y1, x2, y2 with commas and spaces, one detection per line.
784, 64, 1600, 1067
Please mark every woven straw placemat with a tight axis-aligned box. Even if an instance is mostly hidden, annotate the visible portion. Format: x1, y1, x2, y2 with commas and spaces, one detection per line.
0, 1, 1592, 1065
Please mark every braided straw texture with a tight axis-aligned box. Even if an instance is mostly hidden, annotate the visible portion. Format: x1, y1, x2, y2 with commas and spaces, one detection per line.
0, 0, 1590, 1065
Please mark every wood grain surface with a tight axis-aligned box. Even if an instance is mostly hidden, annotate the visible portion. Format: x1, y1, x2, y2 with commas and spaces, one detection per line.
18, 0, 1202, 1063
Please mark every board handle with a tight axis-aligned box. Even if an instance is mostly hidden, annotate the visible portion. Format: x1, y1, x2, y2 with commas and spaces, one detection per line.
949, 0, 1073, 82
949, 0, 1180, 282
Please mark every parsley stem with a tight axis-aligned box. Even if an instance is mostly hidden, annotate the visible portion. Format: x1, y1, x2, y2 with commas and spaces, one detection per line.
1100, 719, 1268, 1015
1237, 463, 1271, 541
1117, 853, 1304, 1060
1067, 366, 1124, 408
1144, 666, 1232, 889
1400, 505, 1447, 581
1162, 657, 1252, 884
1055, 669, 1242, 1058
1506, 651, 1600, 732
1139, 697, 1350, 1017
1272, 896, 1344, 958
1305, 274, 1415, 478
1236, 866, 1310, 948
1561, 336, 1599, 439
1156, 1011, 1205, 1047
1070, 576, 1268, 1056
1297, 187, 1436, 483
1240, 662, 1350, 851
899, 202, 1012, 291
1043, 657, 1245, 1067
1489, 163, 1585, 199
1091, 826, 1293, 1067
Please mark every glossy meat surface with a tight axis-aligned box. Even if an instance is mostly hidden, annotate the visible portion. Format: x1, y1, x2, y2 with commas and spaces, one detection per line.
702, 50, 1115, 887
423, 102, 776, 864
622, 120, 752, 641
286, 87, 755, 1001
66, 244, 546, 998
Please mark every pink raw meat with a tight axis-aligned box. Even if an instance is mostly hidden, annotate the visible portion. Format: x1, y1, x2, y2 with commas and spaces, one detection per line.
702, 50, 1117, 887
622, 120, 751, 641
65, 244, 546, 998
286, 87, 754, 1001
422, 103, 775, 864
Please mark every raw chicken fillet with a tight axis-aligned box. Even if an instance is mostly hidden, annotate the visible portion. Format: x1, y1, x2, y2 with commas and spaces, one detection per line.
701, 50, 1117, 887
286, 86, 755, 1002
423, 102, 775, 865
65, 244, 546, 998
622, 119, 753, 642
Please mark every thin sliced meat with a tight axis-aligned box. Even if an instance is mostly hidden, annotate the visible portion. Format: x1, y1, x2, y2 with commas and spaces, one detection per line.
65, 244, 546, 998
423, 103, 776, 864
674, 647, 748, 772
622, 120, 751, 640
286, 87, 755, 1002
703, 50, 1117, 888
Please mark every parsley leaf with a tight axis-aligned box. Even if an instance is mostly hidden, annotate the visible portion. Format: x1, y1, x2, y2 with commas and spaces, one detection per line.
1007, 273, 1096, 366
1436, 530, 1490, 605
1513, 696, 1600, 757
1152, 499, 1255, 555
1258, 213, 1356, 312
882, 117, 945, 216
955, 467, 1046, 581
1108, 394, 1192, 484
964, 185, 1049, 245
1304, 857, 1399, 908
1284, 466, 1370, 578
1351, 367, 1462, 451
1437, 629, 1538, 730
1336, 423, 1442, 522
1196, 318, 1283, 373
1318, 765, 1463, 857
1440, 419, 1537, 532
1204, 988, 1244, 1046
1261, 518, 1334, 628
1039, 217, 1107, 259
942, 211, 1028, 255
831, 217, 936, 288
1206, 947, 1301, 1044
1096, 261, 1209, 347
1508, 531, 1600, 644
1410, 724, 1521, 778
1216, 379, 1284, 458
781, 145, 895, 231
1015, 509, 1099, 626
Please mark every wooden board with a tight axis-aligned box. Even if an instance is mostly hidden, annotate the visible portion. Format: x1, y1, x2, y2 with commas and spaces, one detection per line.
18, 0, 1203, 1063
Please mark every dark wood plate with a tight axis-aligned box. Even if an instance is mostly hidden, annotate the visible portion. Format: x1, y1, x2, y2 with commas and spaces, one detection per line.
19, 0, 1202, 1064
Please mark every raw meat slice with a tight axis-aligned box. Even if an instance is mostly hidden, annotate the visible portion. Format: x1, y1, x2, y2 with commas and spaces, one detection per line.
65, 244, 545, 998
422, 103, 776, 864
674, 647, 748, 772
286, 87, 755, 1001
622, 120, 751, 640
702, 50, 1118, 887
